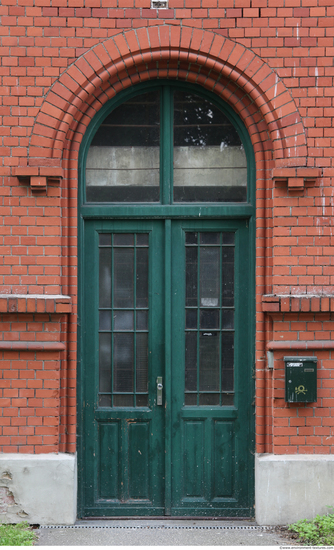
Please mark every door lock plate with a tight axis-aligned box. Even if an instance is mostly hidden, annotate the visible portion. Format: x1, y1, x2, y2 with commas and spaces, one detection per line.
157, 376, 163, 405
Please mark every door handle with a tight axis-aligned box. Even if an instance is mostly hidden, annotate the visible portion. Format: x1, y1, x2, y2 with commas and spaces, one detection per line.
157, 377, 163, 405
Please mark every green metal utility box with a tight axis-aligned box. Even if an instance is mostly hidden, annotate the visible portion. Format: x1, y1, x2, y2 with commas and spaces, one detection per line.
284, 356, 317, 403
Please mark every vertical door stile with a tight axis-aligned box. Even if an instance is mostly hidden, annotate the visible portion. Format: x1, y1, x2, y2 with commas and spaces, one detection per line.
164, 218, 172, 515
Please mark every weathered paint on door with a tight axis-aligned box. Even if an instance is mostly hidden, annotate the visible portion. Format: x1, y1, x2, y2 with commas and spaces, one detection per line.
78, 81, 255, 518
170, 220, 253, 516
81, 220, 165, 516
80, 218, 253, 516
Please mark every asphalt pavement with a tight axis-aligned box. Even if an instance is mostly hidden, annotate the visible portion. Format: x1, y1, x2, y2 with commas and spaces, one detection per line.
36, 519, 297, 546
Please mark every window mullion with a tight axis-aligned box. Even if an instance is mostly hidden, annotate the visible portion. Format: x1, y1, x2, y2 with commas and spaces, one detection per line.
161, 86, 173, 205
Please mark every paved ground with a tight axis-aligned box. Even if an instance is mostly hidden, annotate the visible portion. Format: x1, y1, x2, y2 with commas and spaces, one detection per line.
37, 519, 297, 546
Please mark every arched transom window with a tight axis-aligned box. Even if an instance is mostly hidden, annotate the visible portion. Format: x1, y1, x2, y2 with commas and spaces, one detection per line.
85, 86, 248, 204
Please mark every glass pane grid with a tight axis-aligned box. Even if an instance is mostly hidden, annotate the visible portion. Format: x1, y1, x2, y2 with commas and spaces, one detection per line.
98, 233, 149, 408
173, 91, 247, 203
185, 231, 235, 407
86, 91, 160, 203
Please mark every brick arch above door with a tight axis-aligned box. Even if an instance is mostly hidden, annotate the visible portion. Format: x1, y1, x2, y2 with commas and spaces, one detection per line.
14, 25, 320, 192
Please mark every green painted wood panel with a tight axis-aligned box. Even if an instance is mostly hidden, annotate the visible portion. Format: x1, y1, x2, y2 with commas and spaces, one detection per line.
129, 421, 150, 500
80, 217, 254, 517
213, 421, 234, 498
170, 219, 254, 516
81, 220, 165, 516
183, 421, 205, 498
99, 422, 119, 499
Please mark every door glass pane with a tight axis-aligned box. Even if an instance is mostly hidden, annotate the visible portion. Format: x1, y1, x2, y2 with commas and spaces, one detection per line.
86, 91, 160, 203
199, 393, 220, 406
185, 232, 197, 245
114, 311, 134, 331
222, 247, 234, 307
137, 310, 148, 330
136, 333, 148, 392
98, 233, 150, 408
114, 248, 134, 308
99, 311, 112, 331
184, 394, 197, 405
136, 234, 149, 246
136, 248, 148, 308
185, 332, 197, 391
114, 333, 134, 392
186, 247, 198, 307
222, 332, 234, 392
99, 234, 111, 246
185, 309, 197, 329
200, 232, 219, 245
173, 91, 247, 203
184, 231, 235, 406
99, 247, 111, 308
199, 332, 219, 391
114, 395, 134, 407
221, 309, 234, 329
114, 234, 134, 246
136, 394, 148, 407
200, 309, 219, 329
99, 333, 111, 407
200, 247, 220, 307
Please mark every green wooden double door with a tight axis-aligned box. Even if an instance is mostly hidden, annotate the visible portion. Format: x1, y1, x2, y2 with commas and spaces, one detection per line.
81, 217, 254, 517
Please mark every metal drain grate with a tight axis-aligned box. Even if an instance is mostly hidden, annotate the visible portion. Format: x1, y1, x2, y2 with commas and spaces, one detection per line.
40, 524, 271, 531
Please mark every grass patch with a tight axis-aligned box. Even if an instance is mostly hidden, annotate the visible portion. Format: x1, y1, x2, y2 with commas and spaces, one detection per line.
289, 507, 334, 546
0, 522, 37, 546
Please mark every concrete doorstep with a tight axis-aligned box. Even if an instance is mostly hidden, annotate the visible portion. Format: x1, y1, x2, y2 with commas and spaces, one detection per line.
36, 520, 295, 546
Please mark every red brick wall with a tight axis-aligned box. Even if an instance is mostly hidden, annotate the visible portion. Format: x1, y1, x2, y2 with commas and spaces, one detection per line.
273, 348, 334, 455
0, 1, 333, 456
0, 298, 71, 452
0, 344, 61, 454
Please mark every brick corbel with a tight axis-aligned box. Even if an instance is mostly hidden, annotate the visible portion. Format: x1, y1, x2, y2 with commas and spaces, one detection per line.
13, 167, 63, 192
272, 167, 321, 190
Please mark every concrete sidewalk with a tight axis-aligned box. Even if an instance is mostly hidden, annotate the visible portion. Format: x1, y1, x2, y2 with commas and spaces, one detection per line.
37, 520, 295, 546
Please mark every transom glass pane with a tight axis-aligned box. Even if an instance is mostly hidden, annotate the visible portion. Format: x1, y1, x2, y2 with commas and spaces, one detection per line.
86, 92, 160, 203
173, 91, 247, 203
98, 233, 149, 407
184, 232, 235, 406
85, 87, 248, 205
